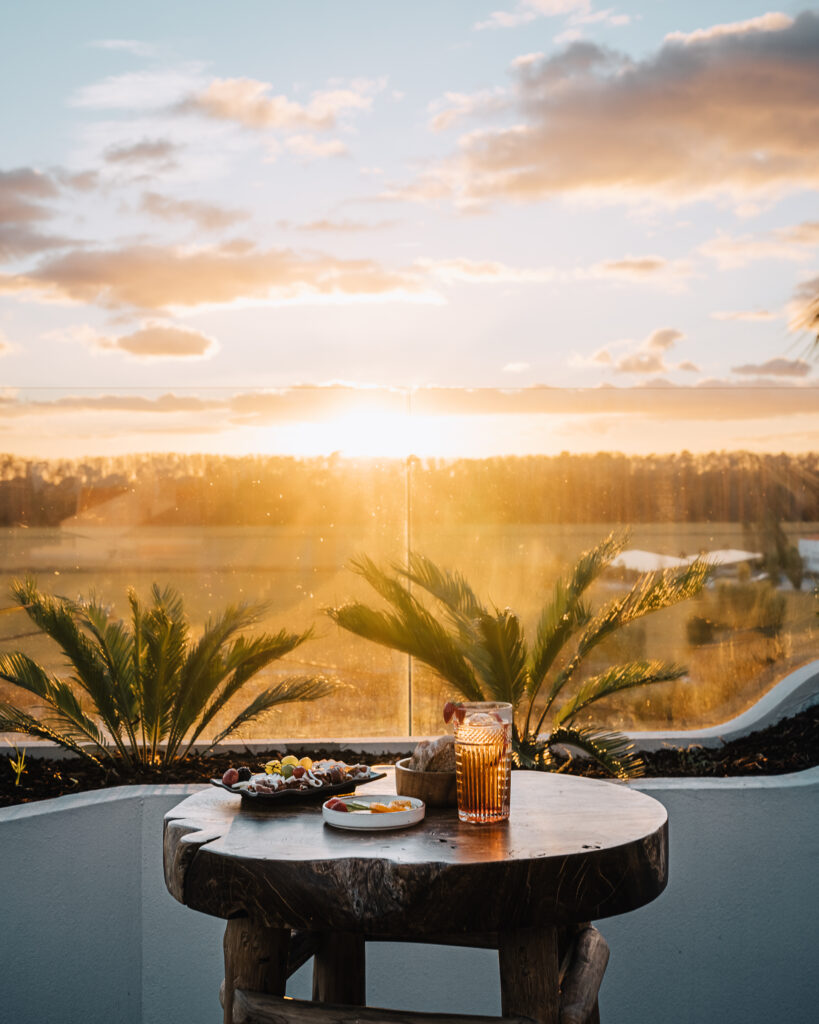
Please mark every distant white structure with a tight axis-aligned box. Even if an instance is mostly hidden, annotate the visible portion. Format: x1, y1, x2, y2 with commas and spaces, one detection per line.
798, 536, 819, 574
611, 549, 691, 573
696, 548, 762, 567
610, 547, 763, 575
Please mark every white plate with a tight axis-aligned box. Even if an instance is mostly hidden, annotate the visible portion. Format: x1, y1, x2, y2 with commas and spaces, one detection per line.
322, 793, 425, 831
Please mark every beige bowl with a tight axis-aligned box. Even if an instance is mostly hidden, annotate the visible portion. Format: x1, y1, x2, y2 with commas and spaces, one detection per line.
394, 757, 457, 807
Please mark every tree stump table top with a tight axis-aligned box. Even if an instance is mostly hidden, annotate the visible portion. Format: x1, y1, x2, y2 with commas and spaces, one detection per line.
164, 769, 667, 937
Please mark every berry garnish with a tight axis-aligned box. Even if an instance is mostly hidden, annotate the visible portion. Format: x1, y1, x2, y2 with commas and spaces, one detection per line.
236, 766, 252, 781
443, 701, 456, 724
221, 768, 239, 786
292, 766, 306, 779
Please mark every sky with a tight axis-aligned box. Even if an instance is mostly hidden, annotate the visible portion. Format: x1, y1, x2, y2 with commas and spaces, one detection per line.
1, 0, 818, 457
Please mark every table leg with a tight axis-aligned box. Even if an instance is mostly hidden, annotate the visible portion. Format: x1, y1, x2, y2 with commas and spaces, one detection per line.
312, 930, 366, 1005
498, 925, 560, 1024
223, 917, 290, 1024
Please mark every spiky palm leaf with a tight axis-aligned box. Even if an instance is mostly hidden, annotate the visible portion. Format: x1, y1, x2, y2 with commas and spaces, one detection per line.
327, 535, 710, 778
0, 576, 334, 771
328, 558, 484, 701
531, 557, 710, 737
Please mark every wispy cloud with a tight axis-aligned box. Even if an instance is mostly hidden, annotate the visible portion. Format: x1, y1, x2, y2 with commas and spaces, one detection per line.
139, 191, 249, 230
731, 357, 812, 377
179, 76, 385, 132
93, 322, 219, 360
427, 89, 507, 133
284, 135, 348, 159
711, 309, 777, 322
416, 257, 557, 284
0, 167, 75, 260
0, 242, 429, 311
586, 328, 697, 376
88, 39, 160, 59
104, 139, 179, 166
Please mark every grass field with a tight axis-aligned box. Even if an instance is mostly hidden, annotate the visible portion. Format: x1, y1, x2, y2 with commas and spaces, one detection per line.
1, 522, 816, 739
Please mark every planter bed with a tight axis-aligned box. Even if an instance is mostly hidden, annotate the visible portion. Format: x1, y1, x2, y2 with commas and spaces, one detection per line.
2, 705, 819, 807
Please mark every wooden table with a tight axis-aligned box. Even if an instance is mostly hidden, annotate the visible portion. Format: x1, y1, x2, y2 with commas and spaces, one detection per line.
164, 769, 667, 1024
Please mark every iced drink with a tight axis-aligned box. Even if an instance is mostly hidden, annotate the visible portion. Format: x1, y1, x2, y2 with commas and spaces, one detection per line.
453, 701, 512, 824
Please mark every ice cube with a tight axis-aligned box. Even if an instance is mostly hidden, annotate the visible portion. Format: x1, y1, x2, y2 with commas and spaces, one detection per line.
466, 712, 498, 728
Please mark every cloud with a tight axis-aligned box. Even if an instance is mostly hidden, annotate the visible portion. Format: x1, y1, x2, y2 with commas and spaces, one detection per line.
70, 66, 208, 110
93, 322, 218, 360
606, 327, 686, 375
503, 361, 530, 373
294, 218, 398, 232
0, 241, 428, 311
412, 12, 819, 206
475, 1, 593, 31
139, 191, 248, 230
416, 257, 557, 284
779, 220, 819, 245
104, 139, 179, 165
711, 309, 777, 322
665, 12, 793, 45
587, 255, 693, 289
0, 328, 12, 355
284, 135, 348, 159
0, 167, 74, 260
700, 232, 812, 269
731, 357, 812, 377
89, 39, 159, 58
427, 89, 507, 133
180, 77, 383, 132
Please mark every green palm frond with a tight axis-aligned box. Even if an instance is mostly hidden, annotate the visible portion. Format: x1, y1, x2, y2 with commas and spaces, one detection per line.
11, 577, 123, 736
548, 724, 644, 779
164, 602, 274, 752
0, 651, 111, 758
553, 660, 686, 727
205, 674, 336, 751
0, 579, 330, 771
327, 597, 484, 701
80, 599, 140, 758
529, 531, 626, 696
329, 540, 708, 779
170, 627, 314, 762
0, 702, 103, 767
533, 557, 711, 737
400, 552, 486, 625
470, 609, 528, 705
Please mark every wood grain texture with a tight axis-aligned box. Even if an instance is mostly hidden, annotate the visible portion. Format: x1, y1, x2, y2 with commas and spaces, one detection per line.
222, 919, 290, 1024
559, 927, 609, 1024
312, 931, 366, 1005
498, 925, 560, 1024
230, 989, 536, 1024
163, 770, 667, 935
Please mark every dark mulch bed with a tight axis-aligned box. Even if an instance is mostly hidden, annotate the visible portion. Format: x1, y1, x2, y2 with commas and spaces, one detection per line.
2, 707, 818, 808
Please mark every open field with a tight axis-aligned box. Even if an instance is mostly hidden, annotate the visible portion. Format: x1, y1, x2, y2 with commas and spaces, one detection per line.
1, 520, 816, 738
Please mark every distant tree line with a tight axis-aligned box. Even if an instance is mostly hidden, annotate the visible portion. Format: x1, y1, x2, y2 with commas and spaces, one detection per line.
0, 450, 817, 528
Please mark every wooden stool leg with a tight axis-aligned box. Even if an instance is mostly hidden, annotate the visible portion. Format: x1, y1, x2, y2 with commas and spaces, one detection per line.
498, 925, 560, 1024
312, 930, 366, 1005
223, 918, 290, 1024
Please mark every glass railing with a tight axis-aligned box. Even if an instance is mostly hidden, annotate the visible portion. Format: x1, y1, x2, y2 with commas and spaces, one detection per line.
1, 385, 817, 738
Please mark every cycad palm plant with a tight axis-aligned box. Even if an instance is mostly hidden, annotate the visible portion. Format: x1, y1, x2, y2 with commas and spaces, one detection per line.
0, 577, 334, 772
327, 533, 710, 777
